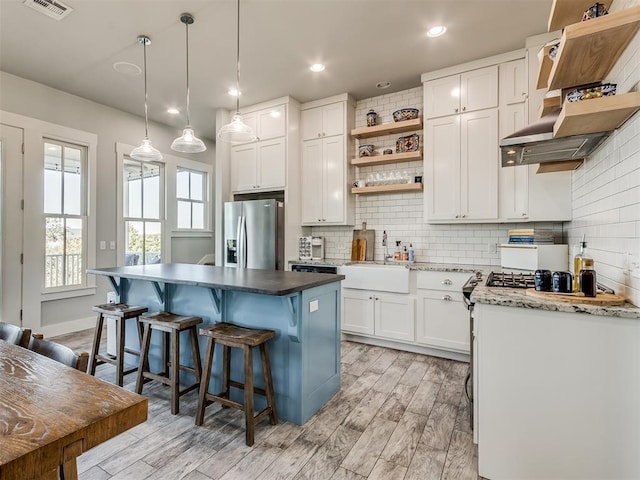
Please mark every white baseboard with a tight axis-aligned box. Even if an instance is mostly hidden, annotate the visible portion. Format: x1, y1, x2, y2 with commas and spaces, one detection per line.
38, 316, 95, 338
341, 332, 470, 363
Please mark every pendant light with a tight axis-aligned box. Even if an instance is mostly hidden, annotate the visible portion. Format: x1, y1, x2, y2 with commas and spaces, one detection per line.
217, 0, 257, 144
130, 35, 163, 162
171, 13, 207, 153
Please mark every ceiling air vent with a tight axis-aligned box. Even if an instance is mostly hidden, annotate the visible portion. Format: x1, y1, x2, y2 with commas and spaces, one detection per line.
23, 0, 73, 20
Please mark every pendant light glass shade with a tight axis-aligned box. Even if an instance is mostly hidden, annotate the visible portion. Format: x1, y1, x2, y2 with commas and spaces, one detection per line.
131, 35, 163, 162
217, 0, 257, 144
171, 13, 206, 153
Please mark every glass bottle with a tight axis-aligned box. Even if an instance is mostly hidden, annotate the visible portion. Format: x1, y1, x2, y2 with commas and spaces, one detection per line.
573, 235, 591, 292
580, 258, 597, 297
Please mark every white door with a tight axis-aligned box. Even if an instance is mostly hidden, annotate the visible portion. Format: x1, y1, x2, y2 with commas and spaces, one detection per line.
0, 124, 24, 325
499, 103, 529, 220
342, 289, 374, 335
424, 75, 460, 118
374, 294, 415, 342
301, 139, 324, 224
460, 109, 498, 221
257, 138, 285, 190
499, 59, 527, 106
460, 65, 498, 113
230, 144, 257, 192
425, 116, 461, 221
322, 135, 345, 223
322, 103, 344, 137
301, 107, 324, 140
257, 105, 286, 141
416, 290, 469, 352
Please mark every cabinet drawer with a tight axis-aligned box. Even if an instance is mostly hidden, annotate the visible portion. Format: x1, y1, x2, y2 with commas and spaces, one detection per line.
416, 271, 471, 292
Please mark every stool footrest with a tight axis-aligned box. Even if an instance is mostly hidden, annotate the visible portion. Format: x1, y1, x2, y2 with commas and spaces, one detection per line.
123, 347, 141, 357
229, 379, 267, 397
142, 371, 200, 396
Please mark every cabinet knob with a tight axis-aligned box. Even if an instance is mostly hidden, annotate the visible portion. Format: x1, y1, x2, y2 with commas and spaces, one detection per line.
522, 212, 527, 216
375, 297, 379, 301
462, 106, 466, 111
442, 279, 452, 286
322, 133, 326, 137
461, 214, 466, 218
454, 108, 459, 113
455, 214, 459, 218
442, 294, 453, 301
369, 296, 373, 300
318, 133, 321, 138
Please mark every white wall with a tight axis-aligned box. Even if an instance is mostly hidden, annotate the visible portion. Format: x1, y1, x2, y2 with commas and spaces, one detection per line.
565, 0, 640, 305
312, 86, 564, 266
0, 71, 216, 334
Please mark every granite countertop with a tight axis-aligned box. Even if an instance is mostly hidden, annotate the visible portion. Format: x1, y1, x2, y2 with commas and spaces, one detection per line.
88, 263, 344, 296
471, 285, 640, 319
289, 258, 488, 274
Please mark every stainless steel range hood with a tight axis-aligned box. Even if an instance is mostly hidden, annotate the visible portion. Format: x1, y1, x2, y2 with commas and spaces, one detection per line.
500, 112, 609, 167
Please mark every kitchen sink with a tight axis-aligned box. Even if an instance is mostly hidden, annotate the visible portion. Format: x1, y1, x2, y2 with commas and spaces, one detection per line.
339, 263, 410, 293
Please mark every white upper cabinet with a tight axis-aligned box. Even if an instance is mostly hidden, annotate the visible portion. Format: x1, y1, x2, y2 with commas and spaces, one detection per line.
235, 104, 286, 144
425, 109, 498, 222
301, 102, 344, 140
230, 137, 285, 192
425, 65, 498, 119
300, 95, 354, 226
499, 102, 530, 220
499, 59, 528, 106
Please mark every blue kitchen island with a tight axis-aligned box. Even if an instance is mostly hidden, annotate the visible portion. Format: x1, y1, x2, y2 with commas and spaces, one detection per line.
88, 263, 344, 425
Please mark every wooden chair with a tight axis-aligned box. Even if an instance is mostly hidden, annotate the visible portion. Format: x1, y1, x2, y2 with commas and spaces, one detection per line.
196, 322, 278, 446
0, 321, 31, 348
28, 335, 89, 372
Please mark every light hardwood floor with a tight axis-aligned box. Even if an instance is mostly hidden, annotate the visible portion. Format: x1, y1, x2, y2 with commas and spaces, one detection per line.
50, 328, 478, 480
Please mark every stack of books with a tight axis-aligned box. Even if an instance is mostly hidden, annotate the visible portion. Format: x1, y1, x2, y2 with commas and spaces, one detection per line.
508, 229, 554, 245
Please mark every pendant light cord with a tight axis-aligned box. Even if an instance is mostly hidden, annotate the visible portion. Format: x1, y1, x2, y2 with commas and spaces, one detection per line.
235, 0, 241, 114
142, 38, 150, 138
185, 19, 191, 126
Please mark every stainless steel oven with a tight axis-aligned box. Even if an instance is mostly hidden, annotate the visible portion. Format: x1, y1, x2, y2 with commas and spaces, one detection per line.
291, 264, 339, 274
462, 272, 482, 430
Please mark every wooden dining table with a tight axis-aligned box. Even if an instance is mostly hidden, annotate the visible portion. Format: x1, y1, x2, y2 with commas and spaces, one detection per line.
0, 340, 148, 480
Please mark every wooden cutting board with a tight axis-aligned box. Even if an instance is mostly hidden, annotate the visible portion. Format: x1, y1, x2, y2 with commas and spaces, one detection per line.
525, 288, 627, 306
352, 222, 375, 261
351, 239, 367, 261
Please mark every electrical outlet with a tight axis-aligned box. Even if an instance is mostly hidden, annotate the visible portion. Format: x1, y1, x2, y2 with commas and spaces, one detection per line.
99, 240, 106, 250
488, 243, 497, 254
630, 254, 640, 279
109, 240, 116, 250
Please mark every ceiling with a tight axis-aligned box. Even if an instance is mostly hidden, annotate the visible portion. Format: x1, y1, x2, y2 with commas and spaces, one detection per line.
0, 0, 552, 140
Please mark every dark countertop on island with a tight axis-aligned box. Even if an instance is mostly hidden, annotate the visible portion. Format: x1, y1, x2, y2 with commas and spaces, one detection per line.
88, 263, 344, 296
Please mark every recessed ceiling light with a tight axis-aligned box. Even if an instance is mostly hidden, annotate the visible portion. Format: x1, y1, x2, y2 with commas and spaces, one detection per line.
113, 61, 141, 76
228, 88, 241, 97
310, 63, 325, 72
167, 108, 180, 115
427, 25, 447, 38
376, 81, 391, 89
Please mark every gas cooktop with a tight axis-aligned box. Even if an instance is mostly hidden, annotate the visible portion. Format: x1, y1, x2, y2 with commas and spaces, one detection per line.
485, 271, 536, 289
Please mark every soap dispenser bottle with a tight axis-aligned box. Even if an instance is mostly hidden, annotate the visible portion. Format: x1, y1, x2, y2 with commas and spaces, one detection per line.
394, 241, 402, 260
408, 244, 415, 262
573, 235, 592, 292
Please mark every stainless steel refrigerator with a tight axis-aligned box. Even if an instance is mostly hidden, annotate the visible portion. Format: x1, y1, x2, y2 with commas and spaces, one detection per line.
224, 199, 284, 270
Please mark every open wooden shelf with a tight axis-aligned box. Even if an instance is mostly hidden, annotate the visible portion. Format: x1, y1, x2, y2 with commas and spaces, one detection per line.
547, 0, 613, 32
553, 92, 640, 137
351, 183, 423, 195
539, 95, 562, 117
548, 6, 640, 90
351, 150, 422, 167
536, 43, 556, 90
351, 118, 422, 139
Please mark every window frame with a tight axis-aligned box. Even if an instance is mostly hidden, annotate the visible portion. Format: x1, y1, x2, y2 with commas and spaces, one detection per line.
175, 166, 209, 231
43, 138, 89, 291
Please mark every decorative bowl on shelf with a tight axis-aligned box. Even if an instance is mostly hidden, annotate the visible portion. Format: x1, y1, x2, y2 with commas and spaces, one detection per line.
582, 2, 608, 21
359, 144, 375, 157
395, 134, 419, 153
392, 108, 419, 122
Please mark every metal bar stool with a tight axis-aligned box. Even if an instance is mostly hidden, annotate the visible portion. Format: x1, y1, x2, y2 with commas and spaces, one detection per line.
88, 303, 148, 386
135, 312, 203, 415
196, 322, 278, 446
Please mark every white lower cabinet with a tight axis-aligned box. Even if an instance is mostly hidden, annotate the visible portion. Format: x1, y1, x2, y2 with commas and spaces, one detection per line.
415, 271, 471, 353
342, 288, 415, 342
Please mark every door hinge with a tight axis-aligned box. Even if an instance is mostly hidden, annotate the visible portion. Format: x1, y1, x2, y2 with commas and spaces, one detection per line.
22, 143, 25, 154
20, 309, 23, 321
21, 199, 24, 210
20, 253, 23, 264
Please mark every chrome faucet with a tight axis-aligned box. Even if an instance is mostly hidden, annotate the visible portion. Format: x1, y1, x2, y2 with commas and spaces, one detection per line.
382, 230, 393, 263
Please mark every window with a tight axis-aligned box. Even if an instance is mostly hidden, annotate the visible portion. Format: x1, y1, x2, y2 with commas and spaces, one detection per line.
123, 159, 163, 265
176, 168, 207, 229
43, 140, 87, 289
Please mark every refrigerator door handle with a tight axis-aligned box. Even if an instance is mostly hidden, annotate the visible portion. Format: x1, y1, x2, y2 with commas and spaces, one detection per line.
236, 215, 243, 268
240, 215, 248, 268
